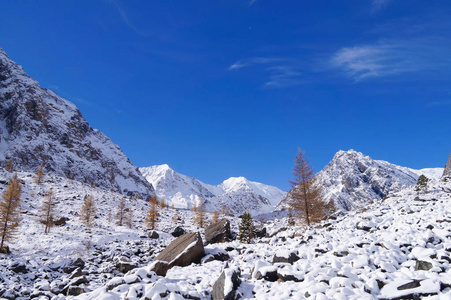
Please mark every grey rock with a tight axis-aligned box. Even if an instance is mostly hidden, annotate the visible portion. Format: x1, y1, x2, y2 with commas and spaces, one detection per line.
273, 252, 300, 265
149, 260, 169, 277
415, 260, 433, 271
154, 232, 205, 273
171, 226, 186, 237
205, 219, 232, 244
255, 270, 278, 282
212, 269, 241, 300
397, 280, 421, 290
148, 230, 159, 239
63, 257, 85, 273
66, 286, 84, 296
116, 261, 137, 273
10, 263, 27, 273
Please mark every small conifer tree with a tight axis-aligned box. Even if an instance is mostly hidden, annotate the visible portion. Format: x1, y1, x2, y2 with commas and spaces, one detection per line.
145, 193, 160, 229
0, 174, 22, 252
40, 188, 57, 234
79, 195, 97, 227
416, 175, 429, 194
4, 159, 13, 172
34, 164, 45, 184
238, 212, 254, 243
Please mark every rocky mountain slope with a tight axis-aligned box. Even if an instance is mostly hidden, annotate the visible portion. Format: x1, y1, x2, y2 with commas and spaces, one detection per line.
277, 149, 443, 211
443, 152, 451, 179
0, 47, 153, 197
140, 164, 286, 215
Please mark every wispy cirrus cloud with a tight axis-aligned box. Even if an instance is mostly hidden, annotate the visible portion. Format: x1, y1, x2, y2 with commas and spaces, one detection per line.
111, 0, 152, 36
371, 0, 391, 13
330, 37, 451, 81
229, 57, 304, 88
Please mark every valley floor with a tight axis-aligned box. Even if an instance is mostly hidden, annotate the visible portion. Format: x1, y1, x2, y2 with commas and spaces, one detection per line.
1, 169, 451, 299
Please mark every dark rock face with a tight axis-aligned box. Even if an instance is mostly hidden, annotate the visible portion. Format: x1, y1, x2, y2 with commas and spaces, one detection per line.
171, 226, 186, 237
272, 252, 300, 265
0, 47, 153, 197
62, 258, 85, 273
205, 219, 232, 244
154, 232, 205, 273
415, 260, 433, 271
212, 269, 241, 300
148, 231, 159, 239
10, 263, 27, 273
443, 152, 451, 179
53, 217, 68, 226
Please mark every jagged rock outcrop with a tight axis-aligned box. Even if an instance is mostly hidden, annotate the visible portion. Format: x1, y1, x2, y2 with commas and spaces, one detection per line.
443, 152, 451, 180
0, 47, 153, 197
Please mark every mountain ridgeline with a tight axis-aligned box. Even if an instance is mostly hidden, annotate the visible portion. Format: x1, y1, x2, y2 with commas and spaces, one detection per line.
140, 164, 286, 215
0, 47, 153, 197
276, 149, 444, 212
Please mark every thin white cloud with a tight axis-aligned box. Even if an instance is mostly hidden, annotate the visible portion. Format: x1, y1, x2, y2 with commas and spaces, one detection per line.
330, 38, 451, 81
265, 66, 304, 88
371, 0, 391, 13
111, 0, 152, 37
228, 57, 303, 88
248, 0, 257, 7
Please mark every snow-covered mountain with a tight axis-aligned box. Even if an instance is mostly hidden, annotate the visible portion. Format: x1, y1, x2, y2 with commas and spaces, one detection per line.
0, 47, 153, 197
277, 149, 443, 211
140, 164, 286, 215
443, 152, 451, 179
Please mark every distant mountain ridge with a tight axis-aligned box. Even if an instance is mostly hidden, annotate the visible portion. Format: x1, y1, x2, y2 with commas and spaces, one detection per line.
277, 149, 443, 211
140, 164, 286, 215
0, 46, 153, 197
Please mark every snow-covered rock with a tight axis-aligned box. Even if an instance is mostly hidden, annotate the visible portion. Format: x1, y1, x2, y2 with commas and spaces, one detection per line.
140, 164, 286, 215
0, 46, 153, 197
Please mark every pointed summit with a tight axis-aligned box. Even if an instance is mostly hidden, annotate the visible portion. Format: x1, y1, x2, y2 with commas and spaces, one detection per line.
443, 152, 451, 180
0, 46, 153, 197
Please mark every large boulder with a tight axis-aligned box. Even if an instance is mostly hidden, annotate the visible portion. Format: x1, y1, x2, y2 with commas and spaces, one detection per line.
212, 268, 241, 300
153, 232, 205, 275
205, 220, 232, 244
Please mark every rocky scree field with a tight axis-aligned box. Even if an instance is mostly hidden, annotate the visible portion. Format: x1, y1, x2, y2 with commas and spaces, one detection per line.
2, 166, 451, 299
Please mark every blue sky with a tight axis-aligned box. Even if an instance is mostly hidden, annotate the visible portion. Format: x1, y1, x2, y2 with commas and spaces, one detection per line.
1, 0, 450, 191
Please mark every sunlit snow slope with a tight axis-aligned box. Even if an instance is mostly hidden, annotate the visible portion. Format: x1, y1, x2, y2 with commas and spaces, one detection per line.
140, 164, 286, 215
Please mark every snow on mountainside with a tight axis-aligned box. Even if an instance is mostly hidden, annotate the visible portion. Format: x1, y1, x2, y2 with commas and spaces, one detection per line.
140, 164, 286, 215
0, 47, 153, 197
277, 149, 443, 212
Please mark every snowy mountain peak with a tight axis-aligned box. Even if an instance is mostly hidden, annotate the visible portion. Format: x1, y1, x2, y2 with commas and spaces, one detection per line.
0, 46, 154, 197
277, 149, 443, 212
139, 165, 286, 215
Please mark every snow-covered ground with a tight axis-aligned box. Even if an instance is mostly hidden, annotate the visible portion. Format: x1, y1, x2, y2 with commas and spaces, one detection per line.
2, 165, 451, 299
